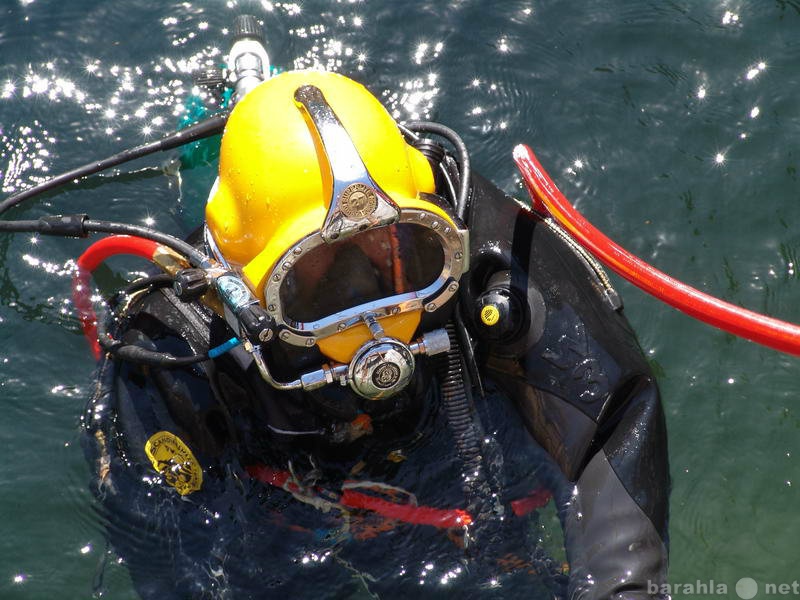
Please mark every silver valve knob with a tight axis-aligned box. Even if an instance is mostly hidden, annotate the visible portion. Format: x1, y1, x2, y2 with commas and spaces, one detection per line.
228, 15, 270, 103
346, 325, 450, 401
409, 328, 451, 357
348, 339, 416, 401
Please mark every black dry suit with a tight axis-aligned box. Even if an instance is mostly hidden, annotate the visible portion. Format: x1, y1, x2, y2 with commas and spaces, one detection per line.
84, 173, 669, 600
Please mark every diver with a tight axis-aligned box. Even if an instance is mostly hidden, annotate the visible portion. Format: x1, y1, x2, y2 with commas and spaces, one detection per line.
83, 69, 670, 598
0, 16, 669, 600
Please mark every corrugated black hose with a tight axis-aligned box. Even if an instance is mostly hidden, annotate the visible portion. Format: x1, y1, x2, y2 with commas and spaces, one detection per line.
437, 322, 505, 557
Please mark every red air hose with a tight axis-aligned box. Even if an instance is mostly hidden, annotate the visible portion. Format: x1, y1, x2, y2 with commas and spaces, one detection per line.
339, 488, 472, 528
73, 235, 161, 359
246, 464, 473, 529
513, 143, 800, 356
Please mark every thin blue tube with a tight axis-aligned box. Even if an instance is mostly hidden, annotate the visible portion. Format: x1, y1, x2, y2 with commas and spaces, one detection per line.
208, 337, 242, 359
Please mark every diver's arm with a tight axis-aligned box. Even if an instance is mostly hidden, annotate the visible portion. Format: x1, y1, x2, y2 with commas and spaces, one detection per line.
490, 368, 670, 599
485, 307, 670, 598
563, 378, 669, 600
465, 173, 669, 599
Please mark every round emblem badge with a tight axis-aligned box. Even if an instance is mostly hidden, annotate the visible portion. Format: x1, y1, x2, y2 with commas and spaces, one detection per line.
339, 183, 378, 219
144, 431, 203, 496
372, 362, 402, 389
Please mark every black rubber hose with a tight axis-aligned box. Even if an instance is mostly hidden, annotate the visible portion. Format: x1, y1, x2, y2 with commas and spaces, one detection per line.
0, 220, 39, 233
0, 113, 227, 217
437, 323, 489, 502
0, 216, 211, 267
436, 322, 507, 570
404, 121, 471, 222
121, 273, 175, 294
455, 304, 484, 398
108, 274, 174, 311
96, 312, 209, 368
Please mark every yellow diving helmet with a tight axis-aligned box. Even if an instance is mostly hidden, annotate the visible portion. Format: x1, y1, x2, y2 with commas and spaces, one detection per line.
205, 70, 468, 398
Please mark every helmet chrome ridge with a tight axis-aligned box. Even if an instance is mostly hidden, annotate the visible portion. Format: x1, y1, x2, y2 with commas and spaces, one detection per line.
205, 71, 468, 399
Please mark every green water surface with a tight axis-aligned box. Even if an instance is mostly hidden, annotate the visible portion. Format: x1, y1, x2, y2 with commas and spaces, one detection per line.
1, 1, 799, 598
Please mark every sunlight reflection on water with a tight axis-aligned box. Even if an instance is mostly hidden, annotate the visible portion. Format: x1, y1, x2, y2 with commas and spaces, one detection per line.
1, 0, 800, 597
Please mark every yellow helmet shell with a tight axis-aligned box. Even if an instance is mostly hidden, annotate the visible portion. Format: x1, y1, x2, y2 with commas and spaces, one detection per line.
206, 70, 438, 294
206, 71, 468, 364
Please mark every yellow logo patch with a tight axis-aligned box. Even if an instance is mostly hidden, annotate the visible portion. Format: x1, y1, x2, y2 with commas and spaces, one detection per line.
144, 431, 203, 496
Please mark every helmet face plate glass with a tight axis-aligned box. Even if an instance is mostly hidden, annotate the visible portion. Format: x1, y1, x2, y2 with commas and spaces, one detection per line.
263, 208, 468, 352
280, 223, 444, 323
